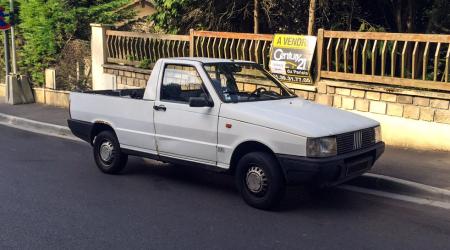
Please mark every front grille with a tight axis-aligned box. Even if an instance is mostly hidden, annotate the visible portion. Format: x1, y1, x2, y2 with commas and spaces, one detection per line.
336, 128, 376, 154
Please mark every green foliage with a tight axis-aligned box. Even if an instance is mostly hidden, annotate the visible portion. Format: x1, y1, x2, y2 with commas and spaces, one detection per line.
151, 0, 449, 35
151, 0, 188, 34
358, 21, 385, 32
138, 58, 152, 69
7, 0, 134, 86
67, 0, 134, 39
18, 0, 76, 85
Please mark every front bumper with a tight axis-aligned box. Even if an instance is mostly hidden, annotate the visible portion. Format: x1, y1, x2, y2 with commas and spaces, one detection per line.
276, 142, 385, 186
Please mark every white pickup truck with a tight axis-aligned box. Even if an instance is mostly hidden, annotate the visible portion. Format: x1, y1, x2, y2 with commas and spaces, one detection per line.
68, 58, 384, 209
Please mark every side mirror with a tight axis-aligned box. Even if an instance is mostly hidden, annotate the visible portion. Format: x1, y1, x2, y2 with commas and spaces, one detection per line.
189, 96, 213, 107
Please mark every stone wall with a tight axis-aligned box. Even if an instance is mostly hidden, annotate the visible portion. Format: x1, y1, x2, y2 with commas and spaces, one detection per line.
33, 88, 70, 108
315, 80, 450, 125
292, 89, 316, 101
0, 84, 70, 108
103, 64, 151, 89
0, 83, 5, 97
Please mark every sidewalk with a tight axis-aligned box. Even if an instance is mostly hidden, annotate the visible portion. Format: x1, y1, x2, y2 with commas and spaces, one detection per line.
1, 97, 449, 190
0, 97, 69, 126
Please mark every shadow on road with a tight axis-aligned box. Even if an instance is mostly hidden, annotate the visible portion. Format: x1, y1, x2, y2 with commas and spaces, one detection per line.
121, 156, 368, 212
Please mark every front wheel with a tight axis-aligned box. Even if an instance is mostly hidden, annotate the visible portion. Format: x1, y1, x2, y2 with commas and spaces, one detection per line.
235, 152, 286, 210
93, 131, 128, 174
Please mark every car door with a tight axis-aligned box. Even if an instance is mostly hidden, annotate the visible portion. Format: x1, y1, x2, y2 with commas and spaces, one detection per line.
153, 63, 219, 166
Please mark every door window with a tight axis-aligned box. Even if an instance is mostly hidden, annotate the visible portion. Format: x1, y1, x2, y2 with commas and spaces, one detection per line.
161, 64, 208, 103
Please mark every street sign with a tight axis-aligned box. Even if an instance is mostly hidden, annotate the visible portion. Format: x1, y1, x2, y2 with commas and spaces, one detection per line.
0, 7, 11, 30
269, 34, 317, 84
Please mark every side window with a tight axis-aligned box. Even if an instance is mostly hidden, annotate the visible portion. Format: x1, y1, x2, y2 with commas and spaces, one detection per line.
161, 64, 207, 103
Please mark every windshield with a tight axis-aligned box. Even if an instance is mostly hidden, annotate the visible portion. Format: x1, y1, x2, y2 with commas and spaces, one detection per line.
203, 62, 296, 103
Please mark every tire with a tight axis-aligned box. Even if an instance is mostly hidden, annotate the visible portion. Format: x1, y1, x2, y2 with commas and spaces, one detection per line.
93, 130, 128, 174
235, 152, 286, 210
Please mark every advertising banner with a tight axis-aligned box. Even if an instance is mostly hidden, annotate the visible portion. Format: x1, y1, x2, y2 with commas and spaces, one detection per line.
269, 34, 317, 84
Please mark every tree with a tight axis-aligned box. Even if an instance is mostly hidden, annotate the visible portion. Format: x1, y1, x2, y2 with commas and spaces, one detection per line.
18, 0, 76, 84
347, 0, 449, 33
151, 0, 188, 34
307, 0, 315, 35
151, 0, 449, 35
253, 0, 259, 34
151, 0, 278, 34
7, 0, 134, 85
66, 0, 133, 39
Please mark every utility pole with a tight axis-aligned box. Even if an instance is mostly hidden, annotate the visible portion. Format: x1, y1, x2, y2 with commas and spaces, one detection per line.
253, 0, 259, 34
3, 30, 10, 76
307, 0, 316, 35
5, 0, 34, 105
9, 0, 16, 74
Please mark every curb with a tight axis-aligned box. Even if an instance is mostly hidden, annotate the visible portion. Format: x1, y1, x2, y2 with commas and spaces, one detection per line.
347, 173, 450, 204
0, 112, 79, 141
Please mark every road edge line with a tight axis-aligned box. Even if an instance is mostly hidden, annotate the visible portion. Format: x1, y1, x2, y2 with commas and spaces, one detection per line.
363, 173, 450, 197
339, 185, 450, 210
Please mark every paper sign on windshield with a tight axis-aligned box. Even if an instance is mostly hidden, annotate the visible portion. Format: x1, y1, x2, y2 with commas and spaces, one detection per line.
269, 34, 317, 84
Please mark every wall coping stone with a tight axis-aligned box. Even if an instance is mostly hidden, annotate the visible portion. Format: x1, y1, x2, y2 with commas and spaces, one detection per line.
283, 82, 316, 92
103, 64, 152, 75
90, 23, 114, 28
321, 79, 450, 100
33, 88, 71, 94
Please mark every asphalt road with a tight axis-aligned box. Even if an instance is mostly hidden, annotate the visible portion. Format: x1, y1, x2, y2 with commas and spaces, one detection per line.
373, 146, 450, 189
1, 124, 449, 249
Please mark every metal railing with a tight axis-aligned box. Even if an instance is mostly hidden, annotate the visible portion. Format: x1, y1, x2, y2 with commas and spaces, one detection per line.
190, 30, 273, 69
105, 29, 273, 69
105, 28, 450, 92
106, 30, 190, 66
316, 29, 450, 91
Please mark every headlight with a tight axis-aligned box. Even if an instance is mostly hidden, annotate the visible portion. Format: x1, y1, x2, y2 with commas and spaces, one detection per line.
306, 137, 337, 157
374, 126, 382, 143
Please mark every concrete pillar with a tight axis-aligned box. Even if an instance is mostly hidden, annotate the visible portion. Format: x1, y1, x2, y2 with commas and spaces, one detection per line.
6, 74, 34, 105
45, 68, 56, 89
91, 23, 114, 90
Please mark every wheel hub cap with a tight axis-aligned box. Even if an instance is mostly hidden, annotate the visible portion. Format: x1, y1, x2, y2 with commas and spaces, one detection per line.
246, 166, 268, 193
100, 141, 114, 162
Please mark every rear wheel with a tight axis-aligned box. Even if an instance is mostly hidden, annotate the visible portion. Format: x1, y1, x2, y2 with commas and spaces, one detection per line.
235, 152, 285, 210
93, 131, 128, 174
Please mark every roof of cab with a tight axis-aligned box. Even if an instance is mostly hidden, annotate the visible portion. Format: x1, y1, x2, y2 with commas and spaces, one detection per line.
163, 57, 254, 64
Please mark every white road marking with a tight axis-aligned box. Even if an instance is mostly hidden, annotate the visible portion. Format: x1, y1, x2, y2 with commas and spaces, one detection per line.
339, 185, 450, 210
364, 173, 450, 197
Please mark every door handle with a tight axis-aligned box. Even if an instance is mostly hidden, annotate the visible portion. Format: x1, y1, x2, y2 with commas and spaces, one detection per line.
153, 105, 167, 111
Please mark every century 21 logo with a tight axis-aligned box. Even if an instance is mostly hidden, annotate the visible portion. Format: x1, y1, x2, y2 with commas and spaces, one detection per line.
273, 49, 307, 70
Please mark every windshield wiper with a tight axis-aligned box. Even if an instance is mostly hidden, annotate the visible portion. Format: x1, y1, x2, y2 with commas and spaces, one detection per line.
223, 90, 239, 95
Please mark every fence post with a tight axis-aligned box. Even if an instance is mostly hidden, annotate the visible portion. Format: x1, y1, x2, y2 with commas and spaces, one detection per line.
189, 29, 195, 57
315, 28, 324, 83
91, 23, 112, 90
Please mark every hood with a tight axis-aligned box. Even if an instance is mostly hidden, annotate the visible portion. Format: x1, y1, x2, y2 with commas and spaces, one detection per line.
219, 97, 379, 138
